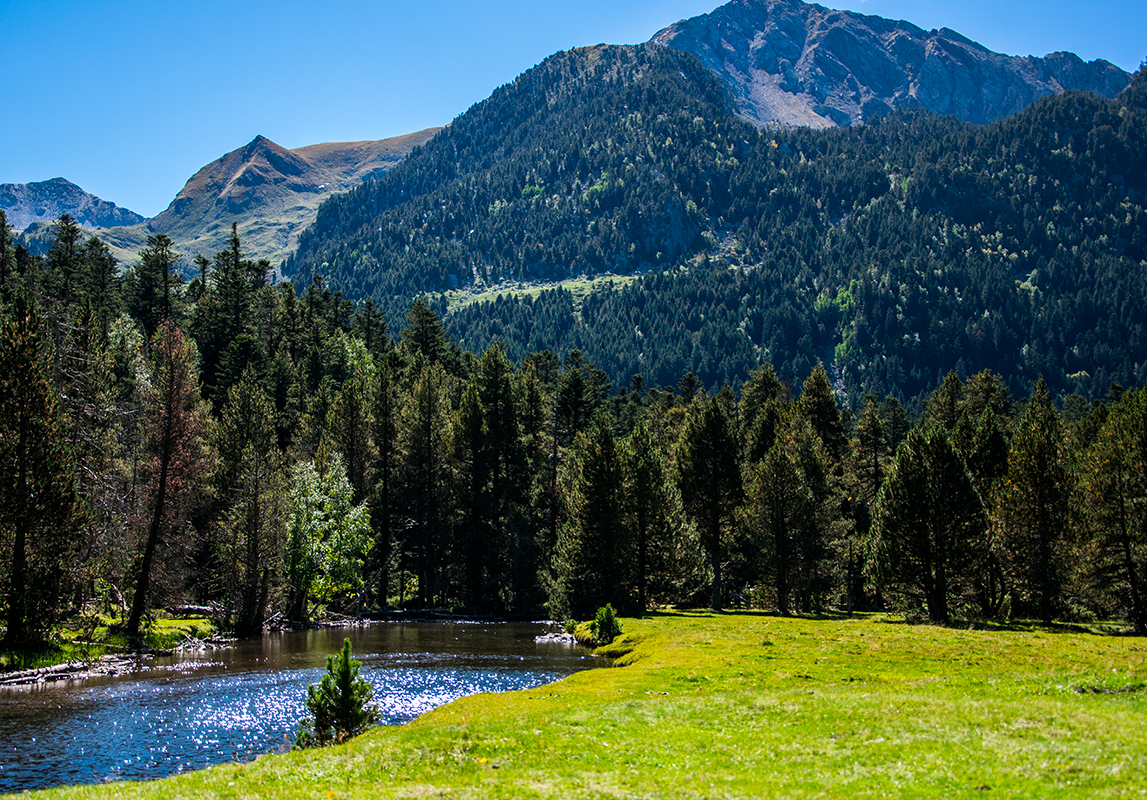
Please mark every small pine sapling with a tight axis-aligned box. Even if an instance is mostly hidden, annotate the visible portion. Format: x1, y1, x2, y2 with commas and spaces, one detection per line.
295, 638, 381, 748
590, 604, 622, 645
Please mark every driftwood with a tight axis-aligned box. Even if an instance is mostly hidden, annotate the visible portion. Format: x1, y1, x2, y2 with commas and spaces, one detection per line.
0, 655, 139, 686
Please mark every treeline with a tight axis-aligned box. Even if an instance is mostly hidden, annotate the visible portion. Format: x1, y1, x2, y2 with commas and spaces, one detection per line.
1, 214, 1145, 647
286, 44, 1147, 403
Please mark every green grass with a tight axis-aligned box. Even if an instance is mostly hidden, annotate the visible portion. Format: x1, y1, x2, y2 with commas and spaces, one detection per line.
25, 612, 1147, 798
442, 273, 640, 317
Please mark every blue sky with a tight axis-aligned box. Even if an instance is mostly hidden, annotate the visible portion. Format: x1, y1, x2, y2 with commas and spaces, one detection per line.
1, 0, 1142, 218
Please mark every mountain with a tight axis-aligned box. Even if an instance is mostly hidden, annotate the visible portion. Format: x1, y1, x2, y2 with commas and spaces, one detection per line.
96, 129, 440, 265
652, 0, 1131, 127
286, 44, 734, 310
285, 28, 1147, 403
0, 177, 145, 231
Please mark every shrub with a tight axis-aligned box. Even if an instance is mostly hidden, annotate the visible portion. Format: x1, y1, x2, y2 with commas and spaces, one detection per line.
590, 604, 622, 645
295, 638, 381, 748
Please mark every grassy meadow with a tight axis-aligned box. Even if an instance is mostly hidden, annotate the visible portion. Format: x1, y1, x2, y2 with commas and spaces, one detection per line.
29, 612, 1147, 799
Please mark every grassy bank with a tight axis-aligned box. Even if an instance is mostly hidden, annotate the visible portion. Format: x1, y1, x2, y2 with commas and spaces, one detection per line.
1, 616, 215, 672
32, 612, 1147, 798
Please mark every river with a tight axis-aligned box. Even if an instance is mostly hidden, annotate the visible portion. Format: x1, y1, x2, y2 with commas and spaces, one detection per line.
0, 621, 591, 794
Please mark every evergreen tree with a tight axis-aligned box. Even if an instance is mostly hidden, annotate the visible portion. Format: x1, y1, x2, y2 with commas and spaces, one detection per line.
796, 363, 846, 463
1080, 387, 1147, 633
325, 367, 375, 504
400, 299, 451, 366
676, 395, 742, 610
0, 293, 80, 644
44, 214, 84, 305
295, 638, 381, 748
368, 355, 401, 605
870, 427, 988, 623
623, 420, 697, 610
398, 359, 451, 606
0, 210, 15, 292
214, 368, 286, 636
126, 320, 206, 638
996, 378, 1074, 623
81, 236, 120, 338
557, 417, 631, 616
128, 234, 183, 337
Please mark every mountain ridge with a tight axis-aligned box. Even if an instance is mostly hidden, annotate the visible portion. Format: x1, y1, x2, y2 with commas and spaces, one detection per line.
652, 0, 1131, 127
96, 128, 441, 265
0, 177, 146, 231
4, 130, 440, 265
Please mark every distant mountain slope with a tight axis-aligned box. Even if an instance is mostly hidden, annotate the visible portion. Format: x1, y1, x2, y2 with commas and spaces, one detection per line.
286, 44, 736, 312
0, 177, 145, 231
652, 0, 1130, 127
95, 129, 440, 264
443, 71, 1147, 402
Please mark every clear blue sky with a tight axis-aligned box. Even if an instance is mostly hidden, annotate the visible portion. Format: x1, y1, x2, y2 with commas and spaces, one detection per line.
1, 0, 1142, 218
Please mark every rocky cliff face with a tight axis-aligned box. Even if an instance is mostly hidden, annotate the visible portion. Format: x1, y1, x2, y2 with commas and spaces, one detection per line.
0, 177, 145, 231
652, 0, 1131, 127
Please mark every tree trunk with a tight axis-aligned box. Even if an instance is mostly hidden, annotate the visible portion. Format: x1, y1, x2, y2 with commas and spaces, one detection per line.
126, 447, 170, 638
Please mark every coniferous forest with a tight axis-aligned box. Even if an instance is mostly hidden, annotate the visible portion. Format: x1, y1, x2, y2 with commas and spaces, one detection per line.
1, 207, 1147, 647
288, 47, 1147, 404
2, 49, 1147, 649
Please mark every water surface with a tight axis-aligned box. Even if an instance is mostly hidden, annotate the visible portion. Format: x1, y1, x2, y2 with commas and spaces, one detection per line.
0, 621, 590, 793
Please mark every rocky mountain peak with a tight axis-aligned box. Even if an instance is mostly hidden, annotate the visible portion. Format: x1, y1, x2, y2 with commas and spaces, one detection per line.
0, 177, 145, 231
652, 0, 1131, 127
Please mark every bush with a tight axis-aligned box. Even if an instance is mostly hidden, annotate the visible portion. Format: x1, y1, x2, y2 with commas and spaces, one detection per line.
590, 604, 622, 645
295, 638, 381, 748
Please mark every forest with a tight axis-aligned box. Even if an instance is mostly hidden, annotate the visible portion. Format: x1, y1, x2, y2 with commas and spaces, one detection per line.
286, 45, 1147, 405
1, 210, 1146, 652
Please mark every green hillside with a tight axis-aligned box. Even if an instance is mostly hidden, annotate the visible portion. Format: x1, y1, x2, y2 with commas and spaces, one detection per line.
288, 45, 1147, 403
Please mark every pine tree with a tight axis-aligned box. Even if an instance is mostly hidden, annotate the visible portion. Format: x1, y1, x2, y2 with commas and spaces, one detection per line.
557, 417, 632, 616
368, 355, 401, 605
44, 214, 84, 305
995, 378, 1074, 624
214, 367, 286, 636
925, 372, 964, 432
0, 210, 15, 292
676, 395, 742, 610
128, 234, 183, 336
870, 427, 988, 623
400, 299, 451, 366
796, 363, 846, 463
1080, 387, 1147, 633
295, 638, 381, 748
623, 420, 696, 610
325, 367, 375, 504
126, 320, 206, 638
0, 293, 80, 644
398, 359, 451, 606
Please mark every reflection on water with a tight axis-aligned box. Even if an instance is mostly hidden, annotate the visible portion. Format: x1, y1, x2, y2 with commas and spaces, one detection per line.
0, 622, 590, 793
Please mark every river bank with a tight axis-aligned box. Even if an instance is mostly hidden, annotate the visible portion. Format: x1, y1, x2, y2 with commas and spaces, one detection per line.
29, 611, 1147, 798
